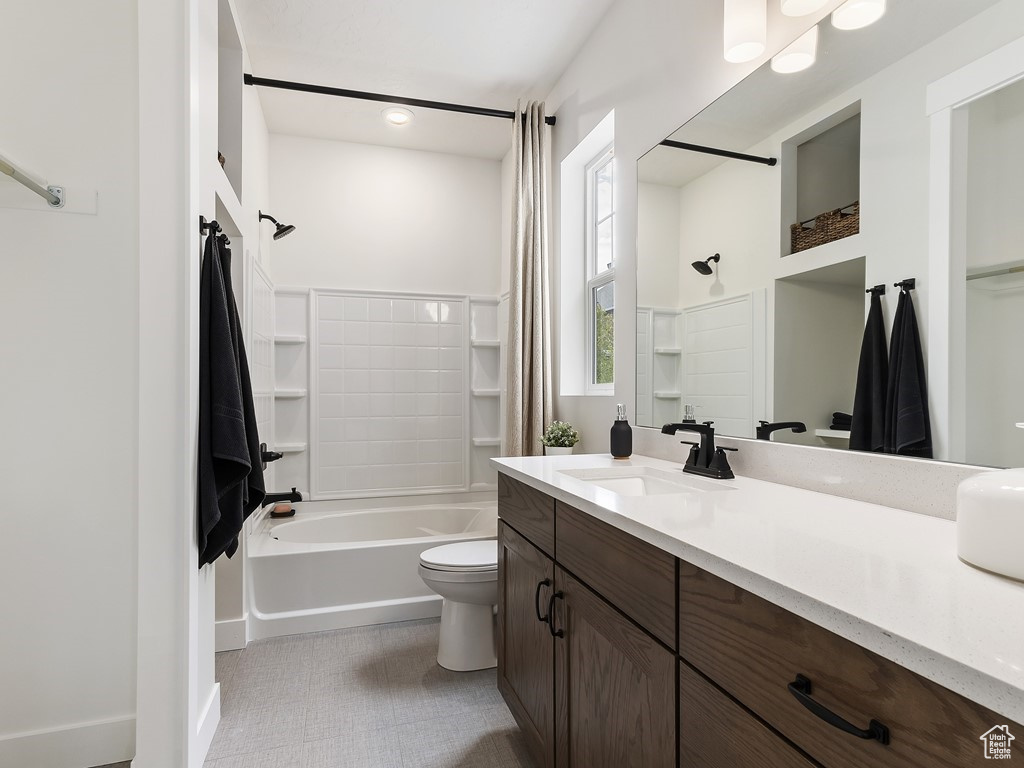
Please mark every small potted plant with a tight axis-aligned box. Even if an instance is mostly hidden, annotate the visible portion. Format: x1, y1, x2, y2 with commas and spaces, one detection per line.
542, 421, 580, 456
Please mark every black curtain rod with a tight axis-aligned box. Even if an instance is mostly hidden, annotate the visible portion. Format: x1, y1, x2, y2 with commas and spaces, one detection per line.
244, 74, 556, 126
659, 139, 777, 167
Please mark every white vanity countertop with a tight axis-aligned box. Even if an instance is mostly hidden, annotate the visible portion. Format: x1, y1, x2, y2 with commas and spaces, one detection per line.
492, 452, 1024, 722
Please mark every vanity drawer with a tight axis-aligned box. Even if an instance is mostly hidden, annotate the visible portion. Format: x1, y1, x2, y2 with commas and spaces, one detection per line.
679, 562, 1019, 768
498, 473, 555, 557
556, 501, 675, 649
680, 661, 817, 768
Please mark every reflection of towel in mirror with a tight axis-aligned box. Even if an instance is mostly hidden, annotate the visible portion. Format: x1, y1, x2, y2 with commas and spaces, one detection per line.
830, 411, 852, 430
884, 290, 932, 458
197, 233, 266, 567
850, 293, 888, 452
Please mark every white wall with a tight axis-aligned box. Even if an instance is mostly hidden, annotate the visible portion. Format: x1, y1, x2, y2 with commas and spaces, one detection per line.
0, 3, 139, 766
636, 182, 680, 310
268, 135, 502, 297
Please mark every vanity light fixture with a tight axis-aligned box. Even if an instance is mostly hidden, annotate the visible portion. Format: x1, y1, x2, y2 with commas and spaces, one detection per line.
382, 107, 414, 126
831, 0, 886, 30
724, 0, 767, 63
780, 0, 828, 16
771, 25, 818, 73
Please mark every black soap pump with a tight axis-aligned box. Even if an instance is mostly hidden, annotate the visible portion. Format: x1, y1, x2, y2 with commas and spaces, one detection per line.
611, 403, 632, 459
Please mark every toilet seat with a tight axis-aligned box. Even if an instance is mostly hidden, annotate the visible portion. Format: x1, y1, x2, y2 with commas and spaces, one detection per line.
419, 540, 497, 572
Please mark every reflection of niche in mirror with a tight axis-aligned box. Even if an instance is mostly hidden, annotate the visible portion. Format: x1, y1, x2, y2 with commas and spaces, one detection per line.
773, 258, 865, 446
964, 77, 1024, 469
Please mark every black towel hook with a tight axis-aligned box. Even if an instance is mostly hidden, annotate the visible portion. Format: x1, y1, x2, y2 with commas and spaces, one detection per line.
894, 278, 916, 293
866, 284, 886, 296
199, 215, 230, 245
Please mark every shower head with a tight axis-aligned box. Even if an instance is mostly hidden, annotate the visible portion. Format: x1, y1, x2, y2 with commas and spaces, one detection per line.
691, 253, 721, 275
259, 210, 296, 240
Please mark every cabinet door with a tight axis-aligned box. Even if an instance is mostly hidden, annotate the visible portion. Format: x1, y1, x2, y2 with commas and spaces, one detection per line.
553, 568, 676, 768
498, 521, 555, 768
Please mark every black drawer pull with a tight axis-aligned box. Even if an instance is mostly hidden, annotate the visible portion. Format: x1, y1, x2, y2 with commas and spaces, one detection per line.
787, 675, 890, 745
547, 591, 565, 638
534, 578, 552, 623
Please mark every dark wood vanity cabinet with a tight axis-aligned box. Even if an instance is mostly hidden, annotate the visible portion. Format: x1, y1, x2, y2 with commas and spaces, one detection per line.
498, 472, 1021, 768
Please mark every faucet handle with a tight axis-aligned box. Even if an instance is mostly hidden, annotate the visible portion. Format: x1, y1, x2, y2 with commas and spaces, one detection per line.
709, 447, 736, 479
703, 420, 715, 427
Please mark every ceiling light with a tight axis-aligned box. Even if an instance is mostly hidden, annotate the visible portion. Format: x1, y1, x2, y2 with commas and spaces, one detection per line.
831, 0, 886, 30
771, 25, 818, 73
382, 107, 414, 126
724, 0, 767, 63
780, 0, 828, 15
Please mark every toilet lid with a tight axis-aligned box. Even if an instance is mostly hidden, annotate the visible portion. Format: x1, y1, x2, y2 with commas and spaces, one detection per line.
420, 540, 498, 571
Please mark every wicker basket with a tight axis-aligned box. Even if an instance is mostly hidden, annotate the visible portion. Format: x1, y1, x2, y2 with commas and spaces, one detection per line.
790, 201, 859, 253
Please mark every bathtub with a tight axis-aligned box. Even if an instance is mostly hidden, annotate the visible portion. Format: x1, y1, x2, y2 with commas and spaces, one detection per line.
247, 496, 497, 639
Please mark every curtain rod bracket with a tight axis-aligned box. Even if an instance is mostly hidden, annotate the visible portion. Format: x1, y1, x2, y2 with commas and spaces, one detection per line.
244, 73, 556, 126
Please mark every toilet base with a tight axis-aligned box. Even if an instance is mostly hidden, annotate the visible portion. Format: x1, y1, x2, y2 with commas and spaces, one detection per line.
436, 598, 497, 671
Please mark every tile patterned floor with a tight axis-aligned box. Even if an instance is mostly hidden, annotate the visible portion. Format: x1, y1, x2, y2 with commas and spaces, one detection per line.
206, 619, 534, 768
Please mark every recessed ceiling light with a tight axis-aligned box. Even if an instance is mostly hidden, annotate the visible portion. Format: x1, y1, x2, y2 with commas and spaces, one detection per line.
382, 107, 414, 126
723, 0, 767, 63
771, 25, 818, 73
780, 0, 828, 16
831, 0, 886, 30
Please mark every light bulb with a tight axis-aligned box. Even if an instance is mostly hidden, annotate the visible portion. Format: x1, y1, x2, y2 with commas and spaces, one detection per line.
771, 25, 818, 73
724, 0, 767, 63
382, 107, 414, 126
831, 0, 886, 30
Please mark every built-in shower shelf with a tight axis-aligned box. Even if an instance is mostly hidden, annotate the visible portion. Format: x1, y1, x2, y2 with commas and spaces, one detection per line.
815, 429, 851, 439
274, 335, 307, 345
471, 340, 500, 348
275, 443, 307, 453
274, 389, 307, 399
472, 437, 501, 447
654, 347, 682, 355
472, 388, 501, 398
653, 391, 682, 399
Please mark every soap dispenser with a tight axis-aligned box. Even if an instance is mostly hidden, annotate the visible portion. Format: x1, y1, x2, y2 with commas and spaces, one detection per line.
611, 403, 632, 459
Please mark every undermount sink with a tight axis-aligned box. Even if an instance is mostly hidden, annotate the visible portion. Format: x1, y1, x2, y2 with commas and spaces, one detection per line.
559, 466, 732, 496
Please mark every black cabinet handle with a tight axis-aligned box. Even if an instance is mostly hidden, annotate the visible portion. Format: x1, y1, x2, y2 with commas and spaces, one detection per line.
787, 675, 890, 745
534, 578, 552, 623
547, 591, 565, 638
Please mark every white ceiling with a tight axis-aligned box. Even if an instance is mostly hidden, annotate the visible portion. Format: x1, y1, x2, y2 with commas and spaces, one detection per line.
234, 0, 617, 159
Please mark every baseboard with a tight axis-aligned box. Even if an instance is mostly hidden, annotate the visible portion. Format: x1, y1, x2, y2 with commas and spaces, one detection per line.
192, 682, 220, 768
215, 616, 247, 652
0, 714, 134, 768
249, 594, 442, 640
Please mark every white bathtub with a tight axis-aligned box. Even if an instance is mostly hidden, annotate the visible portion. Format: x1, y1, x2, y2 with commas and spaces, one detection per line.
247, 497, 497, 639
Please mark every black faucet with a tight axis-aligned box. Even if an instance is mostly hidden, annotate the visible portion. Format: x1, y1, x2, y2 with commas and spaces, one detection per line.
756, 421, 807, 441
263, 487, 302, 507
661, 421, 736, 479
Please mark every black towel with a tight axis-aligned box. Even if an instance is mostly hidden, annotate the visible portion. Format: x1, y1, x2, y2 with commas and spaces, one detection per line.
197, 233, 265, 567
849, 292, 888, 452
830, 411, 853, 430
884, 290, 932, 457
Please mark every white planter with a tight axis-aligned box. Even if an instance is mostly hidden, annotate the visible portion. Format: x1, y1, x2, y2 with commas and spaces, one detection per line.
544, 446, 574, 456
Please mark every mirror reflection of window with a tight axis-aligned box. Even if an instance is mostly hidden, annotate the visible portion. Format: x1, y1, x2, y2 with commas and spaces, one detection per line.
587, 145, 615, 391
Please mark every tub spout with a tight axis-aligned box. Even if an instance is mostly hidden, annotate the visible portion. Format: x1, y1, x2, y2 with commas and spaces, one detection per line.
263, 487, 302, 507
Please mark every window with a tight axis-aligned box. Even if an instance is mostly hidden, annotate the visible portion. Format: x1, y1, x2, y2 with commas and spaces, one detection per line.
586, 145, 615, 391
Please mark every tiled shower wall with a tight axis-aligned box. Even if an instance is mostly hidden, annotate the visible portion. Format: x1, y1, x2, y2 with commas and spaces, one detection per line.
250, 263, 275, 488
313, 292, 467, 497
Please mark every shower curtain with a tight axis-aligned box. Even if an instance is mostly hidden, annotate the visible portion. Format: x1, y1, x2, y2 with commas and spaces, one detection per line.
505, 102, 553, 456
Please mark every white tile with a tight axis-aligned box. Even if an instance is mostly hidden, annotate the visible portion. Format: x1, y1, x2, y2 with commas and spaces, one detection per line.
394, 464, 419, 487
318, 297, 346, 321
370, 393, 393, 417
344, 393, 369, 414
370, 346, 395, 369
440, 393, 462, 416
344, 297, 369, 321
393, 323, 417, 346
393, 417, 418, 435
319, 442, 348, 467
370, 369, 394, 392
343, 443, 366, 466
369, 417, 398, 441
394, 393, 417, 416
417, 464, 441, 486
394, 370, 417, 393
346, 346, 370, 369
393, 441, 418, 464
320, 320, 346, 344
439, 416, 462, 439
344, 322, 369, 345
319, 370, 346, 393
416, 348, 438, 369
440, 463, 463, 486
367, 442, 393, 464
418, 439, 440, 460
321, 418, 346, 442
440, 371, 463, 393
392, 299, 415, 322
417, 370, 439, 392
439, 324, 463, 347
319, 345, 345, 369
369, 323, 393, 346
368, 298, 392, 322
320, 394, 345, 418
319, 467, 347, 490
439, 439, 463, 462
415, 324, 439, 347
417, 417, 440, 439
394, 346, 418, 370
344, 370, 369, 393
346, 418, 370, 441
417, 393, 439, 416
416, 300, 440, 323
439, 301, 463, 324
439, 347, 462, 370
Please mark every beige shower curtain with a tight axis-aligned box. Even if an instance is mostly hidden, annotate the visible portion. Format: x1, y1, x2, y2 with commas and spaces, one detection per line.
505, 102, 552, 456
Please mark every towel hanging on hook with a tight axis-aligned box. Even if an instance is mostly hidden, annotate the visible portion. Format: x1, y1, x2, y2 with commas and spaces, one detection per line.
894, 278, 916, 293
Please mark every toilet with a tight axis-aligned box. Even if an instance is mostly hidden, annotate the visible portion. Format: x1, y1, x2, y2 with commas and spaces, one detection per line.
418, 540, 499, 671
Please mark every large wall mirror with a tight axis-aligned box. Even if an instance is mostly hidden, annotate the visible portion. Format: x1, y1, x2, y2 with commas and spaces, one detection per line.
636, 0, 1024, 468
